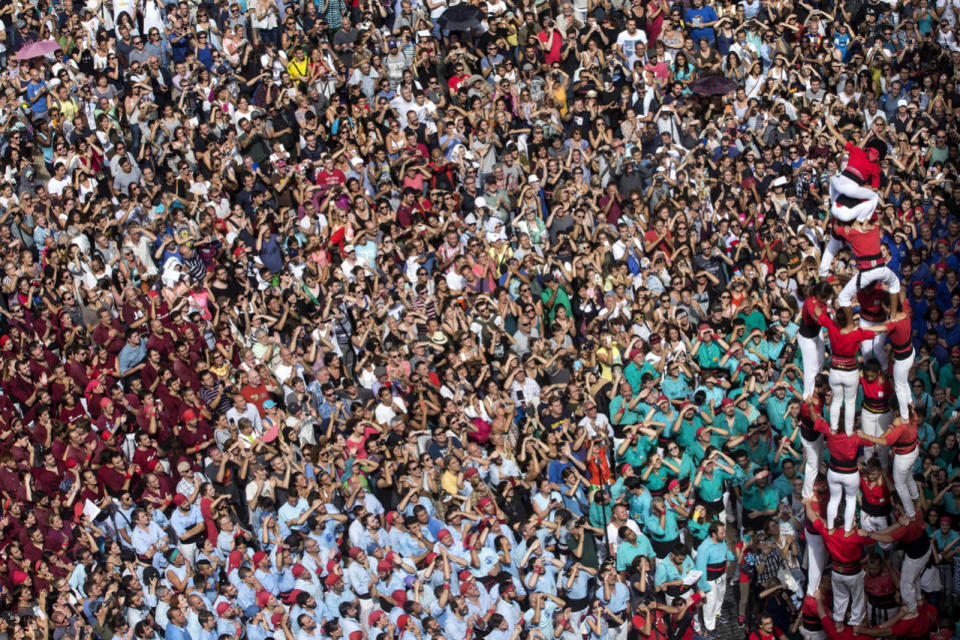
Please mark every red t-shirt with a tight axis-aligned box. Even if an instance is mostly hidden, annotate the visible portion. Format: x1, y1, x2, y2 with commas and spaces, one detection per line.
315, 168, 346, 189
538, 28, 563, 64
447, 73, 468, 91
844, 142, 881, 188
835, 225, 882, 261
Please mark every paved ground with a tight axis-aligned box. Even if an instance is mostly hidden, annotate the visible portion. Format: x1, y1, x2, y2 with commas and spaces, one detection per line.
716, 590, 745, 640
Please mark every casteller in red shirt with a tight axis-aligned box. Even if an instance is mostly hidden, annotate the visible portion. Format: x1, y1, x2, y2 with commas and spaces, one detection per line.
748, 617, 788, 640
843, 141, 881, 188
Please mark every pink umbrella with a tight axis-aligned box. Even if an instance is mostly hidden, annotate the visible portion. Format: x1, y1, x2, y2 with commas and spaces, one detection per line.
15, 40, 61, 60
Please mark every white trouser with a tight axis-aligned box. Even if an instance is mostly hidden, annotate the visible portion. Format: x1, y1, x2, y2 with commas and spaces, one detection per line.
829, 368, 860, 435
892, 351, 915, 420
901, 547, 932, 613
801, 630, 827, 640
861, 513, 893, 551
358, 597, 374, 631
702, 574, 726, 632
832, 570, 865, 625
838, 266, 901, 308
805, 532, 828, 597
568, 608, 588, 634
893, 448, 920, 517
798, 334, 826, 399
827, 469, 860, 532
829, 174, 880, 223
610, 620, 629, 640
819, 235, 844, 277
859, 318, 888, 368
861, 410, 892, 466
177, 542, 197, 566
801, 436, 823, 499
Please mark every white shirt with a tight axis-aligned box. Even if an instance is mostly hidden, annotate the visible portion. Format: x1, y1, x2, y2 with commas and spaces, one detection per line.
616, 29, 648, 67
375, 397, 407, 425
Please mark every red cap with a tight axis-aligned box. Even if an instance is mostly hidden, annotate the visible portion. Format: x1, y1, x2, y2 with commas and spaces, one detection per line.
216, 602, 230, 615
397, 614, 409, 630
477, 497, 493, 508
65, 458, 78, 469
696, 426, 709, 439
667, 479, 680, 491
698, 323, 711, 332
271, 613, 284, 628
173, 494, 187, 506
252, 551, 267, 565
11, 570, 27, 585
324, 573, 341, 587
182, 409, 197, 422
292, 564, 307, 578
228, 550, 244, 571
721, 397, 734, 407
657, 395, 669, 404
457, 569, 473, 581
348, 546, 363, 559
628, 348, 643, 360
385, 511, 397, 528
377, 560, 393, 573
464, 466, 479, 478
437, 528, 452, 540
256, 591, 270, 607
947, 309, 958, 318
952, 346, 960, 356
392, 590, 407, 605
369, 611, 386, 627
425, 552, 439, 565
936, 262, 948, 270
620, 463, 632, 474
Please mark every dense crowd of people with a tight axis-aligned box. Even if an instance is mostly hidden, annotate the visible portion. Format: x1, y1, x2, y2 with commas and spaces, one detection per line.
4, 0, 960, 639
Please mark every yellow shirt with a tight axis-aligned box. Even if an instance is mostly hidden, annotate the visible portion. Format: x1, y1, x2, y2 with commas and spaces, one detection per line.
441, 470, 461, 496
596, 344, 622, 381
552, 85, 568, 117
287, 58, 309, 80
54, 95, 79, 121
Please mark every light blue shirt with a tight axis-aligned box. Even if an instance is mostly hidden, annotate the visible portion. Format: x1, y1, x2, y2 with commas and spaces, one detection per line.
117, 338, 147, 374
644, 507, 679, 543
165, 622, 192, 640
654, 555, 696, 587
277, 498, 311, 537
695, 537, 734, 592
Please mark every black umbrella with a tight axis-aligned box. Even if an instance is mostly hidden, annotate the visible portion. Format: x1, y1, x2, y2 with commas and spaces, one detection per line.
690, 75, 738, 96
437, 4, 484, 31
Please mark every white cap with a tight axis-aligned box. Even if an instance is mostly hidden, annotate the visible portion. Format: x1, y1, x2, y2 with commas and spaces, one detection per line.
527, 174, 540, 184
475, 196, 488, 209
344, 244, 355, 253
464, 213, 478, 225
350, 157, 364, 167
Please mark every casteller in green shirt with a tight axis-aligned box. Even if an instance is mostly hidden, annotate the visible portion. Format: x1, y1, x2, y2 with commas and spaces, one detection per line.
541, 274, 572, 325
